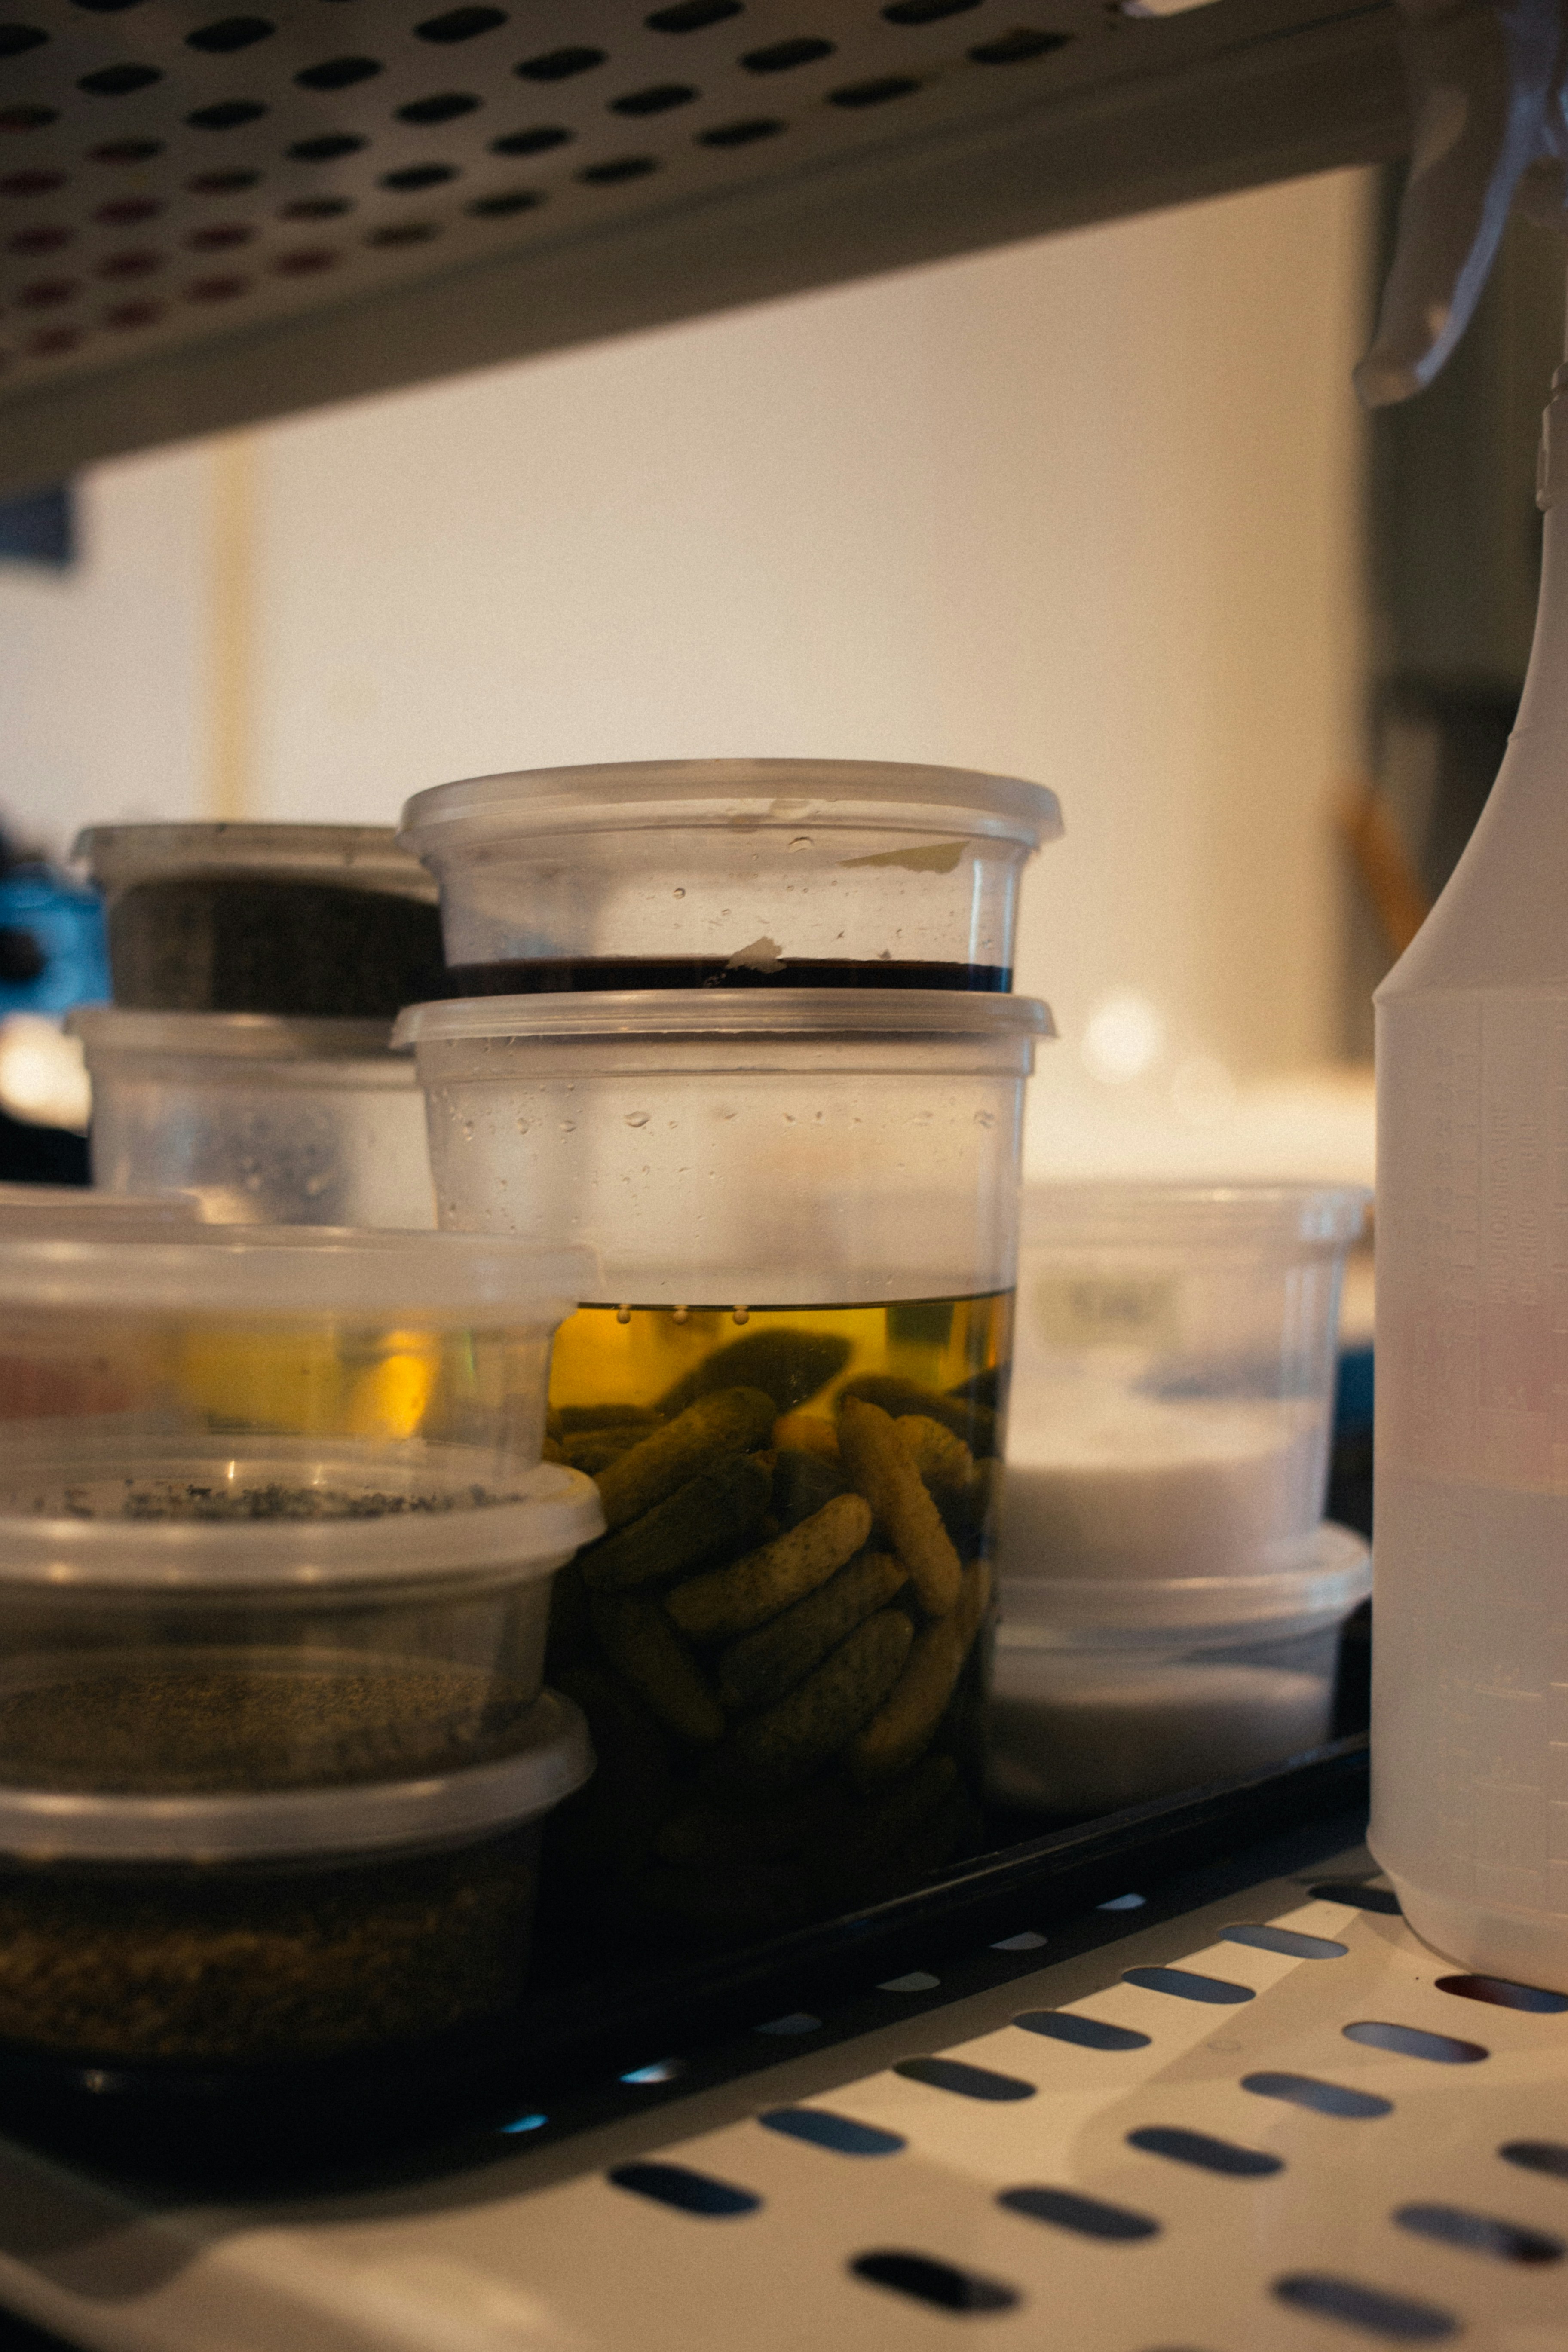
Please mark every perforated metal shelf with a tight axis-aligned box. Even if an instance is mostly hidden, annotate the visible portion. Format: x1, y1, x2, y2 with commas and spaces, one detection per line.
0, 1806, 1565, 2350
0, 0, 1405, 494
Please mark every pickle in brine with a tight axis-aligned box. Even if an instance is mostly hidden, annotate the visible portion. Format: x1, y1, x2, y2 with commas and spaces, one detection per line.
580, 1455, 772, 1593
665, 1491, 873, 1641
658, 1330, 852, 1418
716, 1550, 907, 1713
724, 1606, 913, 1793
594, 1387, 776, 1530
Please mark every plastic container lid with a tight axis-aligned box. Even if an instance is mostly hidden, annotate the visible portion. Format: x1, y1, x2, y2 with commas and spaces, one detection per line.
68, 1008, 411, 1076
396, 989, 1054, 1047
1022, 1181, 1371, 1252
0, 1222, 594, 1318
0, 1452, 603, 1590
996, 1521, 1371, 1647
0, 1684, 592, 1862
0, 1184, 198, 1231
74, 824, 437, 902
400, 758, 1063, 853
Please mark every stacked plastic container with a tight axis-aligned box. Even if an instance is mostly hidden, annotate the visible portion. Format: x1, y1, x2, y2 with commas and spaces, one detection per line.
988, 1182, 1371, 1814
396, 758, 1061, 1942
71, 825, 441, 1226
0, 1211, 601, 2066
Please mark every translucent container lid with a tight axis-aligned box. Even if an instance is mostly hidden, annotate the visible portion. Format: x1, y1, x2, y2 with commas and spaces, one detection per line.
0, 1684, 592, 1861
0, 1184, 198, 1231
0, 1449, 603, 1590
396, 988, 1054, 1049
996, 1521, 1371, 1647
0, 1222, 593, 1318
68, 1008, 414, 1084
74, 823, 437, 903
400, 758, 1063, 852
1022, 1181, 1371, 1252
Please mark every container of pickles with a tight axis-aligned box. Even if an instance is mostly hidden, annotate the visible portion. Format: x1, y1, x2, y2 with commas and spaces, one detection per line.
399, 758, 1061, 994
70, 1008, 435, 1228
396, 988, 1049, 1940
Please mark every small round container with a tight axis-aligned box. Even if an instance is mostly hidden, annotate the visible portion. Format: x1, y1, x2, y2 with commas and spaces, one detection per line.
397, 988, 1048, 1942
70, 1008, 435, 1228
0, 1445, 601, 1787
1002, 1182, 1371, 1584
398, 758, 1062, 994
0, 1220, 592, 1456
74, 823, 443, 1019
987, 1524, 1371, 1815
0, 1686, 593, 2064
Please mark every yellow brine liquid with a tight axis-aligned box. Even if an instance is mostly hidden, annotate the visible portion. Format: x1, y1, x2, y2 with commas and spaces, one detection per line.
544, 1290, 1012, 1945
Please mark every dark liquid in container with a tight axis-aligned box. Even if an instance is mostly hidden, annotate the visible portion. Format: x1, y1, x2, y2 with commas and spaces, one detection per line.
441, 955, 1011, 995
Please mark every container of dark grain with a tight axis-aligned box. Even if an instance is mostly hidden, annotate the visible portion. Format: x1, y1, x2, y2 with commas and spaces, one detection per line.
74, 823, 443, 1019
396, 988, 1049, 1942
0, 1685, 593, 2063
398, 759, 1061, 995
70, 1008, 435, 1227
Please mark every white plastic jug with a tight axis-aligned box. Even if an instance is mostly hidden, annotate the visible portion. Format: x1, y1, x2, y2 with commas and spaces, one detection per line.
1371, 351, 1568, 1990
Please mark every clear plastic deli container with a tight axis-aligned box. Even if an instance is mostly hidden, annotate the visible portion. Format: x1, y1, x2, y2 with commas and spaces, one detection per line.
398, 759, 1062, 994
0, 1219, 592, 1456
396, 987, 1049, 1942
70, 1008, 436, 1228
987, 1524, 1372, 1813
0, 1222, 601, 1762
1001, 1182, 1371, 1585
74, 822, 443, 1020
0, 1686, 592, 2063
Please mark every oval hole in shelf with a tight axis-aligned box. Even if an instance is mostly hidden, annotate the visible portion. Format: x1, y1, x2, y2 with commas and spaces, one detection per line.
1436, 1973, 1568, 2014
894, 2056, 1034, 2103
1344, 2021, 1487, 2065
609, 2161, 759, 2218
1242, 2071, 1391, 2120
851, 2250, 1019, 2314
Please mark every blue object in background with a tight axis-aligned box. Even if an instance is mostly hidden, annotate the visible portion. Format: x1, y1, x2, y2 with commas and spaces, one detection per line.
0, 485, 73, 568
1335, 1345, 1375, 1437
0, 868, 108, 1016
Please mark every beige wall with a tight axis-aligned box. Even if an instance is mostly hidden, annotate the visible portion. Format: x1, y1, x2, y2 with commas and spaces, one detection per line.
0, 164, 1371, 1110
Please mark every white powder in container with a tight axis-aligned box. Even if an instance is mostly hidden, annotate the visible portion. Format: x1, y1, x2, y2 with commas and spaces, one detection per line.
1000, 1384, 1327, 1582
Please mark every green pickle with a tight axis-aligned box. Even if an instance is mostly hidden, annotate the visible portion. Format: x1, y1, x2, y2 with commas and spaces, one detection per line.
544, 1294, 1010, 1942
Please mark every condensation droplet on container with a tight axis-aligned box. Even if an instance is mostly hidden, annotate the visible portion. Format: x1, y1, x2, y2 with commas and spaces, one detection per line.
560, 1120, 576, 1134
732, 1305, 750, 1325
460, 1119, 474, 1142
514, 1114, 531, 1134
624, 1111, 651, 1127
673, 887, 686, 899
616, 1303, 632, 1324
788, 835, 812, 851
974, 1109, 995, 1127
672, 1305, 689, 1323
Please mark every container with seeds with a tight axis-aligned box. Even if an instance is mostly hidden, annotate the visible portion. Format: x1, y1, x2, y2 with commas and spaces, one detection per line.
74, 823, 443, 1020
0, 1223, 601, 1770
397, 988, 1048, 1942
0, 1686, 593, 2065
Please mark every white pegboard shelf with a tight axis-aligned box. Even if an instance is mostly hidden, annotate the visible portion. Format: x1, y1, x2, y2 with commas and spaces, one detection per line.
0, 1826, 1565, 2351
0, 0, 1406, 494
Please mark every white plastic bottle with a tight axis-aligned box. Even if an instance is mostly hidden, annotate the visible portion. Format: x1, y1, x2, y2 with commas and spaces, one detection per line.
1370, 355, 1568, 1991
